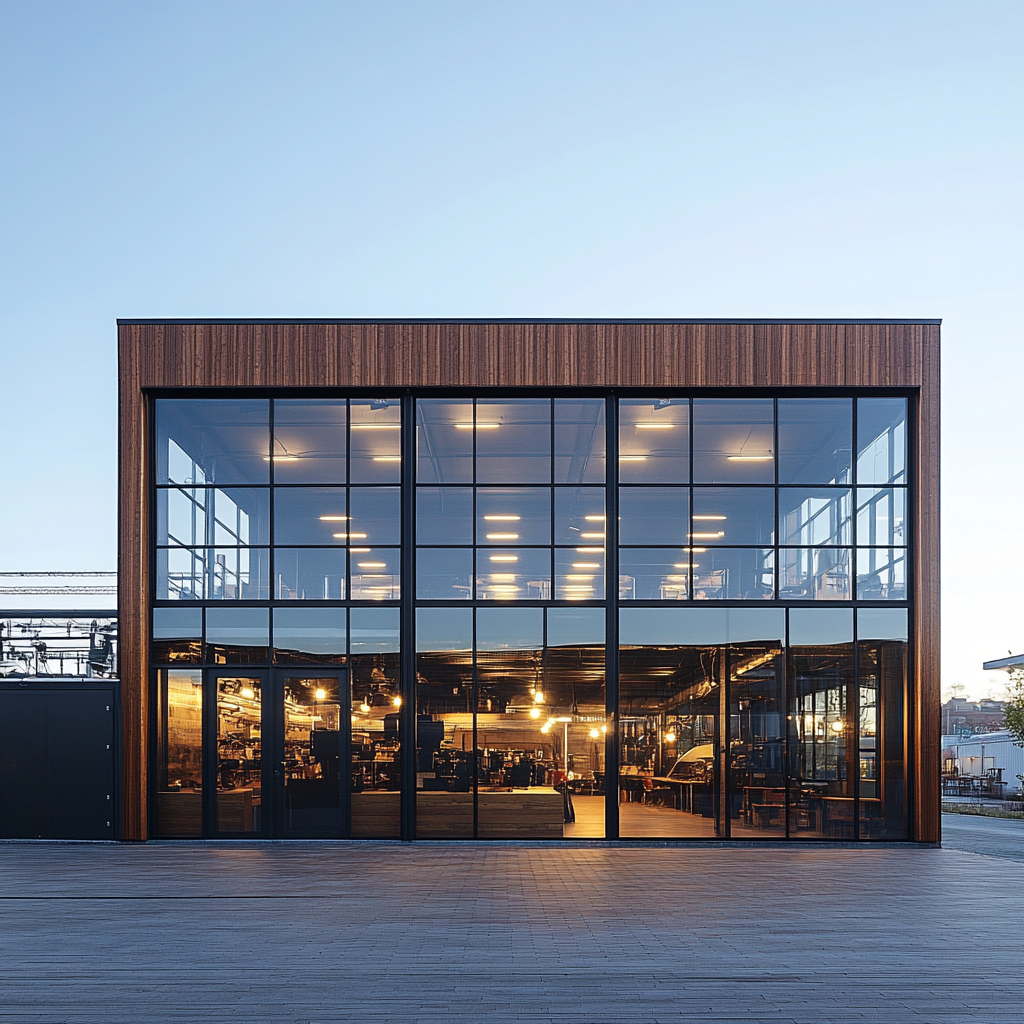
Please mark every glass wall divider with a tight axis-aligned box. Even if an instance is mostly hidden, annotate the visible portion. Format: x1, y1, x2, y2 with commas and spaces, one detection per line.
605, 394, 620, 840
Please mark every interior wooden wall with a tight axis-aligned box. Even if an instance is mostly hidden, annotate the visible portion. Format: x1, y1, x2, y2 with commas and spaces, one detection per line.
118, 320, 940, 841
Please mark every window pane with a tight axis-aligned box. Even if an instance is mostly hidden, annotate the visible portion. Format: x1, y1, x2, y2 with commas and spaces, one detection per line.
778, 488, 851, 546
350, 606, 401, 838
476, 606, 543, 650
275, 547, 346, 600
477, 488, 550, 545
777, 399, 852, 484
156, 399, 269, 485
554, 487, 605, 544
555, 548, 605, 600
350, 399, 401, 483
618, 548, 690, 601
693, 548, 775, 601
618, 398, 689, 483
273, 488, 347, 546
476, 548, 551, 600
547, 607, 605, 646
152, 607, 202, 663
214, 675, 263, 832
157, 547, 269, 601
555, 398, 606, 483
416, 399, 473, 483
692, 399, 774, 483
154, 669, 203, 837
618, 486, 688, 545
693, 487, 774, 545
778, 548, 851, 601
157, 487, 269, 548
206, 607, 269, 663
273, 607, 346, 663
789, 608, 854, 645
857, 398, 907, 485
475, 399, 551, 483
349, 487, 400, 546
417, 548, 473, 599
350, 547, 400, 600
857, 487, 906, 547
417, 487, 473, 545
858, 608, 908, 641
272, 400, 346, 483
856, 549, 907, 600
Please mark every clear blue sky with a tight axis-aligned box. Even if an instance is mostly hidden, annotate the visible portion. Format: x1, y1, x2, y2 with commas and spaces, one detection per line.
1, 1, 1020, 698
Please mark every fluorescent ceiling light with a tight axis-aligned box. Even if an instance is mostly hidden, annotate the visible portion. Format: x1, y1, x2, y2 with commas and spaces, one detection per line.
351, 424, 400, 430
333, 532, 368, 539
358, 562, 387, 568
319, 515, 349, 522
489, 555, 519, 562
689, 532, 725, 539
634, 423, 675, 429
692, 515, 726, 521
483, 515, 520, 521
263, 455, 300, 461
580, 532, 605, 539
486, 532, 519, 540
619, 455, 648, 461
576, 546, 603, 553
727, 455, 772, 461
373, 456, 401, 462
572, 562, 601, 569
584, 515, 606, 521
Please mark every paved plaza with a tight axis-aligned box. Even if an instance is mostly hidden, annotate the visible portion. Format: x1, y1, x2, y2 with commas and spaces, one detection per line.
2, 820, 1021, 1023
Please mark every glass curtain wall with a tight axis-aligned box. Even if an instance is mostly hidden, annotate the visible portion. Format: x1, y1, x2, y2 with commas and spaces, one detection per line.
151, 392, 910, 840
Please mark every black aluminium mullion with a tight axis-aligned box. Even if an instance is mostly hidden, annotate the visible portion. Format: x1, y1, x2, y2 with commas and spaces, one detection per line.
400, 395, 416, 841
604, 394, 620, 840
784, 608, 791, 839
853, 605, 860, 840
471, 397, 479, 839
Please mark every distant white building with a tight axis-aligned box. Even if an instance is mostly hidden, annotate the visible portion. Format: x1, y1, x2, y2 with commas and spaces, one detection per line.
943, 730, 1024, 797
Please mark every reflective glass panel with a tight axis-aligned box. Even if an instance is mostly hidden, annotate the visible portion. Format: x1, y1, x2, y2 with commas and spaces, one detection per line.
206, 607, 270, 664
416, 487, 473, 545
273, 488, 347, 545
856, 549, 906, 600
476, 488, 550, 545
348, 487, 401, 545
475, 399, 551, 483
789, 608, 854, 645
555, 398, 606, 483
215, 675, 263, 833
778, 488, 851, 546
476, 548, 551, 600
153, 607, 202, 663
555, 548, 605, 601
272, 400, 347, 483
692, 487, 774, 545
857, 398, 907, 485
778, 548, 851, 601
618, 486, 688, 545
857, 607, 908, 641
273, 607, 346, 663
692, 548, 775, 601
416, 399, 474, 483
416, 548, 473, 599
281, 674, 344, 836
856, 487, 906, 548
618, 399, 689, 483
349, 547, 400, 600
692, 399, 774, 483
415, 608, 474, 838
349, 399, 401, 483
156, 399, 269, 485
618, 548, 690, 601
788, 640, 855, 838
154, 669, 203, 836
554, 487, 606, 544
777, 399, 852, 484
275, 547, 346, 600
157, 548, 270, 601
349, 607, 400, 838
157, 487, 269, 547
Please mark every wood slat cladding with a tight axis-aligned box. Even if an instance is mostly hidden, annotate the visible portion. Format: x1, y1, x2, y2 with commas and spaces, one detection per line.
118, 320, 940, 842
124, 321, 929, 390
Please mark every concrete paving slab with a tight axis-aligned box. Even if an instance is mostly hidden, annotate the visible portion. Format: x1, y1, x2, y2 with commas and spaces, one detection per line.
1, 841, 1020, 1023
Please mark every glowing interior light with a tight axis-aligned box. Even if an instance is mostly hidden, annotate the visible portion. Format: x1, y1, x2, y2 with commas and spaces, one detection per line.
358, 562, 387, 568
455, 423, 499, 429
692, 515, 727, 521
619, 455, 648, 461
489, 585, 521, 593
665, 575, 687, 581
490, 573, 517, 581
240, 686, 255, 700
372, 456, 401, 462
489, 555, 519, 562
314, 688, 327, 701
683, 547, 707, 553
580, 532, 606, 539
634, 423, 675, 429
665, 731, 677, 743
350, 424, 401, 430
830, 719, 845, 733
689, 532, 725, 539
392, 696, 402, 708
350, 546, 371, 553
540, 723, 551, 734
263, 455, 300, 461
529, 707, 541, 719
726, 455, 772, 461
486, 533, 520, 540
332, 532, 368, 540
576, 547, 604, 553
533, 691, 545, 703
589, 728, 600, 738
584, 515, 606, 521
572, 562, 601, 569
563, 585, 594, 591
484, 515, 521, 521
565, 574, 596, 580
359, 702, 370, 713
319, 515, 350, 521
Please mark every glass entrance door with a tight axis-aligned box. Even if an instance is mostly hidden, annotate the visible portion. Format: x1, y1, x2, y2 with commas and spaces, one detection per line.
209, 668, 349, 837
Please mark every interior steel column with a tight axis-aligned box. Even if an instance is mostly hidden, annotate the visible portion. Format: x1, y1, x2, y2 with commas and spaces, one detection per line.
604, 395, 620, 839
399, 394, 417, 841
